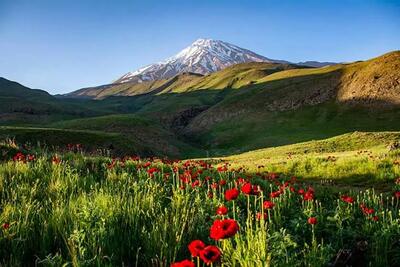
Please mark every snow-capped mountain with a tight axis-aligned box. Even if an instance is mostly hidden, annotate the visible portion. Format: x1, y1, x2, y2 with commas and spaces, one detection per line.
114, 38, 288, 84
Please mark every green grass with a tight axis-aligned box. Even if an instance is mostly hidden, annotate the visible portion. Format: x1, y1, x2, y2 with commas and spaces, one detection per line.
0, 125, 202, 158
47, 114, 204, 158
220, 131, 400, 187
190, 102, 400, 156
0, 112, 204, 158
0, 126, 143, 155
0, 145, 399, 266
49, 114, 153, 129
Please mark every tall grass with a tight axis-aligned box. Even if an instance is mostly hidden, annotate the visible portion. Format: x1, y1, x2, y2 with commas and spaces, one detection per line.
0, 147, 399, 266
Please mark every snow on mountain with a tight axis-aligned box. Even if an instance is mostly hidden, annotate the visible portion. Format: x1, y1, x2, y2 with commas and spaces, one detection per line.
114, 38, 288, 84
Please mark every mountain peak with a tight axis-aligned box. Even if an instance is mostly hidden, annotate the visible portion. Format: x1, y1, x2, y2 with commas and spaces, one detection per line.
192, 38, 214, 44
190, 38, 226, 47
114, 39, 285, 84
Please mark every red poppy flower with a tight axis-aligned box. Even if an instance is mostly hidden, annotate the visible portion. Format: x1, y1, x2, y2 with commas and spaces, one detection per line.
216, 205, 228, 215
199, 245, 221, 265
143, 161, 151, 168
13, 152, 26, 162
303, 191, 314, 201
251, 185, 260, 195
2, 223, 10, 230
225, 188, 239, 201
52, 156, 61, 164
191, 180, 200, 188
211, 183, 218, 189
270, 191, 281, 198
372, 216, 379, 221
107, 160, 116, 169
188, 240, 205, 257
394, 191, 400, 199
263, 200, 275, 209
219, 180, 227, 186
210, 219, 239, 240
241, 183, 260, 195
171, 259, 195, 267
256, 212, 267, 220
147, 167, 159, 175
236, 177, 246, 185
241, 183, 252, 194
341, 195, 354, 204
307, 217, 317, 225
360, 203, 375, 215
365, 208, 374, 215
217, 166, 227, 172
269, 173, 278, 179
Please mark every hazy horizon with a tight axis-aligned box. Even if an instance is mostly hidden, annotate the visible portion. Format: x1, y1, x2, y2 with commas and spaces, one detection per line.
1, 0, 399, 94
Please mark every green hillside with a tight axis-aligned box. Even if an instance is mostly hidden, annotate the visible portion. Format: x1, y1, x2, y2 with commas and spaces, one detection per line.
221, 131, 400, 186
184, 51, 400, 154
184, 101, 400, 156
0, 51, 399, 158
0, 123, 201, 158
0, 78, 110, 125
47, 114, 203, 157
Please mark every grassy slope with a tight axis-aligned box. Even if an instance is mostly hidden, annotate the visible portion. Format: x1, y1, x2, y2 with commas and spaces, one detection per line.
0, 126, 145, 155
185, 51, 400, 154
0, 78, 111, 125
220, 131, 400, 187
190, 102, 400, 155
0, 124, 201, 158
47, 114, 203, 158
167, 62, 303, 92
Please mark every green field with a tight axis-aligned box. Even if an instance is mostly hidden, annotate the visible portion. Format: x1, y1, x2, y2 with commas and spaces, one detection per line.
0, 141, 399, 266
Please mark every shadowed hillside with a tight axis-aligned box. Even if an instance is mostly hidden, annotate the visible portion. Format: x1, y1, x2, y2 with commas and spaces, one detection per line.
0, 78, 110, 125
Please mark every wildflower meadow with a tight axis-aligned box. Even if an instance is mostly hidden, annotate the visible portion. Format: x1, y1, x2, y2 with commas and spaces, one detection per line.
0, 143, 400, 266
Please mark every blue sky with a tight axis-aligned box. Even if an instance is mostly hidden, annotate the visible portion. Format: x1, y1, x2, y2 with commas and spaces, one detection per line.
0, 0, 399, 94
